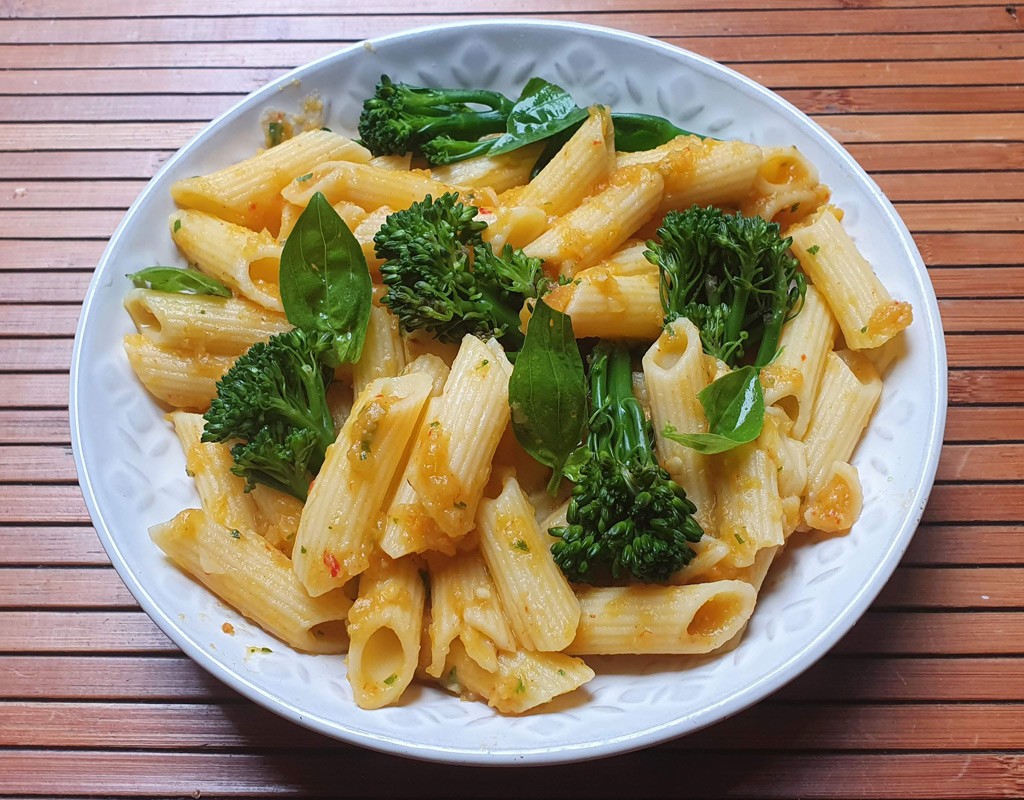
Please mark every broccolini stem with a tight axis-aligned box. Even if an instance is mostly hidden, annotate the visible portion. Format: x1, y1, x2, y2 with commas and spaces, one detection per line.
754, 265, 789, 367
404, 88, 514, 116
417, 110, 510, 144
476, 283, 526, 349
589, 343, 649, 463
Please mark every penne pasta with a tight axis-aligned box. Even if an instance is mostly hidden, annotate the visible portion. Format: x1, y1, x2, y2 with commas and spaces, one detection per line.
123, 334, 234, 411
151, 509, 351, 653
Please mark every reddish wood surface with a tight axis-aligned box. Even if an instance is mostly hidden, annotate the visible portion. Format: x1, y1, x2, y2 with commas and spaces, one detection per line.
0, 1, 1021, 797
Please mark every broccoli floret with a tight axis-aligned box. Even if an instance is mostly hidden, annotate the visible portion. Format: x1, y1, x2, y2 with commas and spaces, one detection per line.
357, 75, 513, 162
647, 205, 806, 367
202, 328, 336, 501
550, 343, 703, 583
229, 426, 321, 501
374, 193, 546, 349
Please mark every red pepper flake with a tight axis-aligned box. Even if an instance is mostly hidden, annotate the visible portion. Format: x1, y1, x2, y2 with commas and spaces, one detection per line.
221, 622, 235, 635
479, 207, 492, 215
249, 202, 258, 210
323, 551, 340, 578
800, 354, 807, 362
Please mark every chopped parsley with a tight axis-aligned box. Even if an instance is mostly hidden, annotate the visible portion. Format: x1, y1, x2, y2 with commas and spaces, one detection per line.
300, 546, 307, 555
230, 529, 241, 539
514, 677, 526, 694
173, 218, 181, 233
512, 539, 529, 552
453, 500, 467, 509
296, 173, 313, 182
806, 244, 820, 256
734, 532, 746, 545
383, 673, 399, 686
789, 202, 800, 213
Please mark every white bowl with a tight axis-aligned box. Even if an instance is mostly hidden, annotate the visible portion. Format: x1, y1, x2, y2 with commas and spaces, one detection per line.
70, 19, 947, 765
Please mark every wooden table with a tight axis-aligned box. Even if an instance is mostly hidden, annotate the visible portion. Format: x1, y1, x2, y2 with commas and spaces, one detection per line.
2, 1, 1022, 797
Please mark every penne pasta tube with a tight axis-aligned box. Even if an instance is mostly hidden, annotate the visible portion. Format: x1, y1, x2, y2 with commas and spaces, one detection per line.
426, 549, 517, 677
123, 334, 234, 411
170, 129, 371, 234
292, 372, 434, 596
513, 105, 616, 219
542, 262, 661, 340
352, 302, 408, 397
249, 485, 304, 556
741, 145, 830, 227
714, 441, 786, 569
170, 210, 283, 311
760, 285, 837, 439
476, 477, 580, 653
407, 336, 513, 541
430, 143, 545, 194
568, 581, 757, 655
654, 136, 764, 215
522, 165, 664, 277
788, 206, 912, 350
169, 411, 259, 535
279, 199, 366, 241
124, 288, 292, 356
438, 638, 594, 715
642, 318, 716, 530
281, 160, 454, 213
346, 552, 427, 709
151, 509, 351, 654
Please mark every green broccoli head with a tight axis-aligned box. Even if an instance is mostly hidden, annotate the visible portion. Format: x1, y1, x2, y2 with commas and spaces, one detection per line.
202, 327, 336, 500
357, 75, 513, 161
229, 425, 321, 502
549, 343, 703, 583
375, 193, 545, 348
648, 205, 805, 367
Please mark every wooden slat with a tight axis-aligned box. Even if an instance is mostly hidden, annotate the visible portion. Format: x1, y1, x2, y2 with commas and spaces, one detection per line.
876, 567, 1024, 608
780, 656, 1024, 702
4, 32, 1024, 70
947, 370, 1024, 404
0, 445, 75, 481
937, 445, 1024, 481
0, 305, 81, 335
945, 407, 1024, 441
0, 339, 74, 372
0, 485, 87, 522
0, 611, 175, 652
940, 299, 1024, 330
923, 484, 1024, 522
876, 171, 1024, 201
904, 525, 1024, 565
0, 374, 70, 408
3, 9, 1020, 44
0, 567, 136, 609
838, 612, 1024, 655
0, 409, 71, 445
0, 655, 235, 701
1, 750, 1023, 798
0, 150, 172, 180
2, 699, 1023, 751
0, 526, 109, 566
0, 180, 146, 209
849, 142, 1024, 172
11, 0, 1021, 17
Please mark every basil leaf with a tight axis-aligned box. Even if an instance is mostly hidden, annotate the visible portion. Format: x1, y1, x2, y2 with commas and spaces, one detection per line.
487, 77, 589, 157
127, 267, 231, 297
610, 113, 701, 152
279, 192, 372, 366
663, 365, 764, 454
508, 299, 588, 495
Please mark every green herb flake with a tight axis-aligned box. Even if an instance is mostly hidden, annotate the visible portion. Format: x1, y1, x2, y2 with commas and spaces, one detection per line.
300, 546, 307, 555
383, 673, 399, 686
807, 244, 820, 255
185, 468, 195, 478
230, 529, 241, 539
453, 500, 467, 509
514, 677, 526, 694
173, 218, 182, 233
789, 202, 800, 213
297, 172, 313, 182
860, 325, 868, 333
267, 121, 285, 147
735, 532, 746, 544
557, 669, 566, 677
247, 646, 273, 655
359, 439, 372, 460
478, 359, 490, 368
429, 420, 440, 428
512, 539, 529, 552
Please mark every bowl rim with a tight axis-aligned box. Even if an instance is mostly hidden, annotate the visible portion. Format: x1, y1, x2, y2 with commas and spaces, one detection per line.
69, 17, 948, 766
